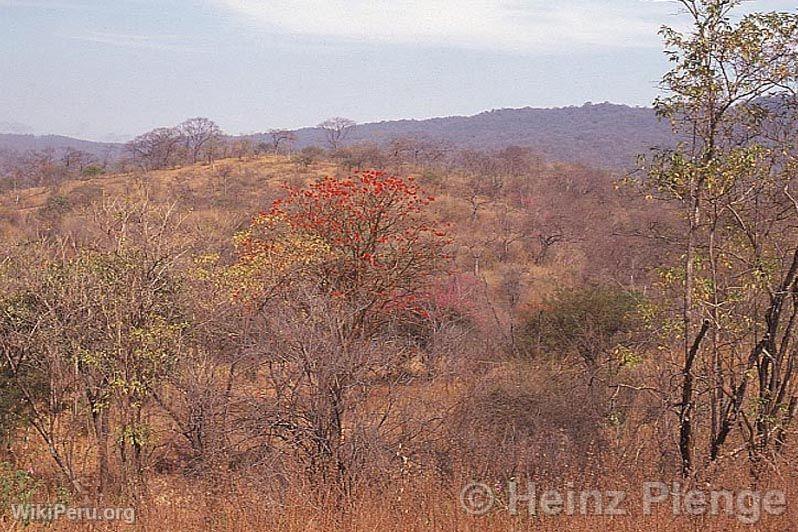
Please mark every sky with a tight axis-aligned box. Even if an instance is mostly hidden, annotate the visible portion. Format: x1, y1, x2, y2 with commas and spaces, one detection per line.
0, 0, 795, 141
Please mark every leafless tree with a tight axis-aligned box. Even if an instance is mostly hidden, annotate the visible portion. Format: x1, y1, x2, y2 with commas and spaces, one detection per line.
178, 117, 223, 164
126, 127, 183, 170
249, 284, 439, 486
318, 117, 356, 151
268, 129, 296, 153
61, 148, 96, 174
389, 135, 450, 168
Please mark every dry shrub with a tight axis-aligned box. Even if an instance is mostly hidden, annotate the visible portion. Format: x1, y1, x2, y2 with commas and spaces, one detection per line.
451, 362, 607, 483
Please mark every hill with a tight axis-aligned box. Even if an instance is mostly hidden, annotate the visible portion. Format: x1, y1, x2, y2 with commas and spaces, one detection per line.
3, 103, 673, 170
0, 133, 122, 159
279, 102, 673, 170
1, 153, 793, 531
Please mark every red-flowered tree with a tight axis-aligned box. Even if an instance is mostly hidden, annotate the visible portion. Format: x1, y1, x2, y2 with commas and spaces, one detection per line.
232, 170, 450, 480
234, 169, 450, 336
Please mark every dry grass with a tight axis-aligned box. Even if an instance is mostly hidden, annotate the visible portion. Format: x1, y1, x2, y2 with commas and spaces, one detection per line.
6, 471, 798, 531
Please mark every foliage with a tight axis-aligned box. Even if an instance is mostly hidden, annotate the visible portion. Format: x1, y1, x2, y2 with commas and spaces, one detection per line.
2, 1, 798, 502
0, 293, 47, 443
519, 285, 644, 368
235, 170, 450, 334
640, 0, 798, 474
80, 165, 105, 177
0, 462, 40, 517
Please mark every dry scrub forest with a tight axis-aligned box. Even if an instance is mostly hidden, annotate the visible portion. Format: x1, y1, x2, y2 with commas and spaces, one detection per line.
2, 1, 798, 530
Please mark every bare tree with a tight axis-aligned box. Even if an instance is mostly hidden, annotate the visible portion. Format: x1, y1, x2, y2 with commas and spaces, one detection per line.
317, 117, 356, 151
463, 174, 503, 223
268, 129, 296, 154
61, 148, 96, 174
178, 117, 223, 164
126, 127, 183, 170
228, 138, 255, 160
389, 135, 450, 168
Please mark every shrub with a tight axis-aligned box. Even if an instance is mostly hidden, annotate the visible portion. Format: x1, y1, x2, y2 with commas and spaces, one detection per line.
0, 462, 40, 518
81, 165, 105, 178
452, 363, 606, 481
41, 194, 71, 216
518, 284, 643, 369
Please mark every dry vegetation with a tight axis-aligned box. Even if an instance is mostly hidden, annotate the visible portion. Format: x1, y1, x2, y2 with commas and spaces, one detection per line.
0, 149, 793, 531
1, 1, 798, 530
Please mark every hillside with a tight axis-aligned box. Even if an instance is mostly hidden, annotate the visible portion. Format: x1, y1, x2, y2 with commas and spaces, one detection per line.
283, 103, 673, 170
1, 152, 795, 531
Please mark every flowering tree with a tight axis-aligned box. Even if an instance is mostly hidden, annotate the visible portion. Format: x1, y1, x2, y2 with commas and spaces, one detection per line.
232, 170, 449, 481
235, 169, 449, 335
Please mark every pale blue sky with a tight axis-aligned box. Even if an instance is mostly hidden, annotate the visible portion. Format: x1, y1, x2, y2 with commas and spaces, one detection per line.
0, 0, 794, 141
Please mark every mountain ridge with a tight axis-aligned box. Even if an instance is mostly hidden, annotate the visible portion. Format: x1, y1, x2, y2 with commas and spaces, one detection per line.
0, 133, 122, 159
1, 103, 674, 170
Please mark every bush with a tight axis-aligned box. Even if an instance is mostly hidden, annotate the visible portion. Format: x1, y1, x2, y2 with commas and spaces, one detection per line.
451, 363, 606, 481
81, 165, 105, 178
518, 284, 643, 368
41, 194, 71, 217
293, 146, 325, 167
0, 462, 40, 517
0, 293, 48, 443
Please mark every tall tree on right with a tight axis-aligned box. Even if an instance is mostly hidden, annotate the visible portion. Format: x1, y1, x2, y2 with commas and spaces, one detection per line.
640, 0, 798, 477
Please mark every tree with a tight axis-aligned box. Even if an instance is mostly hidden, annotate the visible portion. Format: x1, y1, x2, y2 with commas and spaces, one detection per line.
230, 170, 449, 482
520, 285, 643, 371
0, 200, 189, 495
178, 117, 222, 164
267, 129, 296, 153
126, 127, 183, 170
61, 148, 96, 174
460, 153, 504, 223
388, 135, 450, 168
317, 117, 356, 151
7, 149, 64, 188
236, 170, 448, 332
640, 0, 798, 476
229, 138, 255, 160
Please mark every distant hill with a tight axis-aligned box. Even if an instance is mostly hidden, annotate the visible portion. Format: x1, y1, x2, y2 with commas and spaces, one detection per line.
281, 103, 674, 170
0, 133, 122, 159
2, 103, 674, 170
